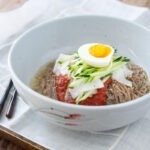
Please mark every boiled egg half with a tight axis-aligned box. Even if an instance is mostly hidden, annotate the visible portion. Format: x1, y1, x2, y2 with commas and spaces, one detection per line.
78, 43, 114, 67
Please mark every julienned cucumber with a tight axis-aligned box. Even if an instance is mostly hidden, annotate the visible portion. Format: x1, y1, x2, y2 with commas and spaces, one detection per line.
68, 55, 129, 87
60, 53, 130, 103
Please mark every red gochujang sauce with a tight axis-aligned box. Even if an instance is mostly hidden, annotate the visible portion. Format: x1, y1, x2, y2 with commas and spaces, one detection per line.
55, 75, 112, 106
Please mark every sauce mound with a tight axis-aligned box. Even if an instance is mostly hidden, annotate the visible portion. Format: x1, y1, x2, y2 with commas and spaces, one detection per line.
55, 75, 112, 106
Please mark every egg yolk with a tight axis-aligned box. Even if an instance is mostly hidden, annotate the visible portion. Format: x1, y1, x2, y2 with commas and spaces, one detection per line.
89, 44, 111, 58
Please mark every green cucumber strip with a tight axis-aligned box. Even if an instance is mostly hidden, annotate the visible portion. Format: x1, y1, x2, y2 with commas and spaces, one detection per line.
75, 90, 95, 104
65, 53, 130, 104
68, 78, 85, 88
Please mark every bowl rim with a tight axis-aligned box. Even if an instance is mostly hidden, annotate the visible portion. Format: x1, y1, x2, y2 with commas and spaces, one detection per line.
8, 15, 150, 110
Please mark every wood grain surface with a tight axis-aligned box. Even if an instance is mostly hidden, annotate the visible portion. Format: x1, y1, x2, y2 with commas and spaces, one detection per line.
0, 125, 48, 150
120, 0, 150, 7
0, 0, 150, 12
0, 0, 27, 11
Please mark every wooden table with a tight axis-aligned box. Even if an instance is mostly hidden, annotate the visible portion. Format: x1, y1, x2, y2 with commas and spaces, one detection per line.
0, 0, 27, 11
0, 0, 150, 12
0, 125, 48, 150
120, 0, 150, 7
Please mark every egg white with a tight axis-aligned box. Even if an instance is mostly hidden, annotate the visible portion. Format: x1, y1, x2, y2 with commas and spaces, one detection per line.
78, 43, 114, 68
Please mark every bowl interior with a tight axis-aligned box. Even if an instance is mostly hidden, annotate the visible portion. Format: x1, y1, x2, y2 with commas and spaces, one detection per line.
10, 16, 150, 86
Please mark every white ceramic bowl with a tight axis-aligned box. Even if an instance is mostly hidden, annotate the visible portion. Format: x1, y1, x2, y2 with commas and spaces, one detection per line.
9, 16, 150, 132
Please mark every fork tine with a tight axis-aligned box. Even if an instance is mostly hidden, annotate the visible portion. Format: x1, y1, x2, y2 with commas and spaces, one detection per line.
6, 89, 18, 119
0, 80, 13, 115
